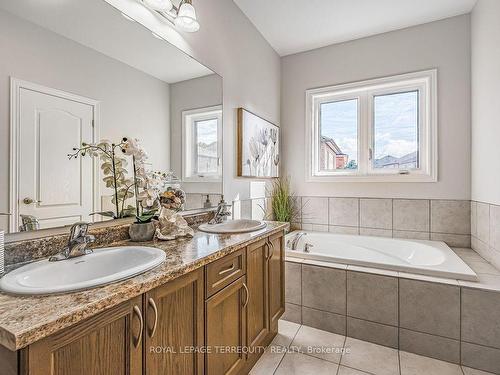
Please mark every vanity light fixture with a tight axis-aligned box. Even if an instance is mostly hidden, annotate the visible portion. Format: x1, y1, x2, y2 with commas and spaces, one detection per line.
140, 0, 200, 33
174, 0, 200, 32
143, 0, 173, 12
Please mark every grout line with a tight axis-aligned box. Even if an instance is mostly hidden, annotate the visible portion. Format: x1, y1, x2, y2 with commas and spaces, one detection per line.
392, 198, 394, 236
397, 265, 402, 374
460, 339, 500, 352
460, 286, 463, 367
429, 199, 432, 235
345, 265, 348, 343
338, 332, 348, 369
336, 335, 348, 375
272, 323, 303, 374
300, 263, 303, 321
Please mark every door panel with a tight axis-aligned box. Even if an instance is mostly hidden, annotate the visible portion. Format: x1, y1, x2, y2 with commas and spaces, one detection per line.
38, 110, 82, 206
268, 232, 285, 332
205, 276, 247, 375
18, 87, 95, 229
246, 239, 269, 365
25, 296, 143, 375
145, 268, 204, 375
52, 319, 126, 375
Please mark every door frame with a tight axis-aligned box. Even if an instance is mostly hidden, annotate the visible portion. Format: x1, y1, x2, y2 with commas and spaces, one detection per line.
9, 77, 101, 232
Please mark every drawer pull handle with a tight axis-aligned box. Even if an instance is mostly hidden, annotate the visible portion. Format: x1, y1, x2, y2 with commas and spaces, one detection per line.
218, 263, 235, 275
132, 305, 143, 348
148, 297, 158, 338
242, 282, 249, 308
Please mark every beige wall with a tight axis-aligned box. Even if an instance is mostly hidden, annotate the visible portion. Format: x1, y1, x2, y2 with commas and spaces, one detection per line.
281, 15, 471, 199
169, 74, 222, 195
105, 0, 281, 204
0, 10, 171, 231
471, 0, 500, 205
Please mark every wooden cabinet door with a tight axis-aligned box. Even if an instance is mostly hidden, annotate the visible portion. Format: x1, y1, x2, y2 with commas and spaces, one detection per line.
246, 239, 269, 366
268, 232, 285, 332
24, 296, 143, 375
205, 276, 247, 375
144, 268, 204, 375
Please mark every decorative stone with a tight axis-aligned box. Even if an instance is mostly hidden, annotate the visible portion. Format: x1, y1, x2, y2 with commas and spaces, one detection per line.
129, 222, 156, 242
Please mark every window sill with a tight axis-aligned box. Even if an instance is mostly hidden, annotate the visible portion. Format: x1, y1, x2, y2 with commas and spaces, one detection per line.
307, 173, 437, 183
182, 177, 222, 183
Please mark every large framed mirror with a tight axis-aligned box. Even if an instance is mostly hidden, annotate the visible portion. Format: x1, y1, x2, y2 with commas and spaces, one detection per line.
0, 0, 223, 234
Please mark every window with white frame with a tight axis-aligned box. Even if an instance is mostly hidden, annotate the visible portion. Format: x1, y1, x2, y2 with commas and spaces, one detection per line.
182, 105, 222, 182
306, 70, 437, 182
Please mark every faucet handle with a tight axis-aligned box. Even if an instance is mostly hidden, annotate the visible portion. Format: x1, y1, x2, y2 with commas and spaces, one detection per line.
68, 222, 92, 241
304, 243, 314, 253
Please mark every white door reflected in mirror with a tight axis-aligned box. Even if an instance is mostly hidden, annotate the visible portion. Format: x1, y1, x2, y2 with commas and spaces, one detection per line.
13, 80, 98, 232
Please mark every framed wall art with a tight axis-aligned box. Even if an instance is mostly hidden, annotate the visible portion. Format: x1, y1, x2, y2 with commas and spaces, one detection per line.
237, 108, 280, 178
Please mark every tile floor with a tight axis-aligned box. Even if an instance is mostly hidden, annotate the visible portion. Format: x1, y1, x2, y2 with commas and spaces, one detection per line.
250, 320, 496, 375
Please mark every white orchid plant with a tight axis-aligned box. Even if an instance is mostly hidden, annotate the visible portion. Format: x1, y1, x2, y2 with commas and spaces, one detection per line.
69, 138, 136, 219
69, 137, 171, 223
122, 138, 170, 223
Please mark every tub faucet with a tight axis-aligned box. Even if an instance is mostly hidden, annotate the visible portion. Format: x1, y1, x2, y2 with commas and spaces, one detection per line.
287, 232, 306, 250
49, 222, 95, 261
304, 243, 314, 253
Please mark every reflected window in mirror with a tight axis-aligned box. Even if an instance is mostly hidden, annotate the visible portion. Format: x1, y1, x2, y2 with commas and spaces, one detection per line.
182, 106, 222, 182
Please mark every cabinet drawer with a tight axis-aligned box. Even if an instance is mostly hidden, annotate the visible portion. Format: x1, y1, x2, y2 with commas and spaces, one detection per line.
205, 249, 246, 298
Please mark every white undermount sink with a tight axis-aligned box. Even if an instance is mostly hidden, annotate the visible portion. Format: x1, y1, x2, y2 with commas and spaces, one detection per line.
198, 219, 267, 234
0, 246, 166, 295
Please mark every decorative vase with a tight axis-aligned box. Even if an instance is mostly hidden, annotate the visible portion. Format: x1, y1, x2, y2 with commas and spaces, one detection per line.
129, 221, 156, 242
160, 176, 186, 211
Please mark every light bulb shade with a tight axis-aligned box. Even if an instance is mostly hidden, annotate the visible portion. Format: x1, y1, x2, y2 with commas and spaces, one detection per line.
143, 0, 173, 12
175, 2, 200, 32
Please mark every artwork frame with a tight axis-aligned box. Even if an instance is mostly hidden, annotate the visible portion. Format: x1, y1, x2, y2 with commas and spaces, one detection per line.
237, 108, 280, 178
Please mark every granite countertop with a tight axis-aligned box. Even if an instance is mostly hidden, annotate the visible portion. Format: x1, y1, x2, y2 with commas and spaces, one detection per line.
0, 222, 288, 351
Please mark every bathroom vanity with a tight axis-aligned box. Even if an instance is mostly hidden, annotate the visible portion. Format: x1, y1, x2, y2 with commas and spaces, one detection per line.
0, 223, 286, 375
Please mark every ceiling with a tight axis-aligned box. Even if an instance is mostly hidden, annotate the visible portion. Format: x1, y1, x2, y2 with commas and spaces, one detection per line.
0, 0, 213, 83
234, 0, 478, 56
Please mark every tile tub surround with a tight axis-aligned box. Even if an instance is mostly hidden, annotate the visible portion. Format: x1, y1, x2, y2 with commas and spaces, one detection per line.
284, 255, 500, 374
236, 196, 473, 248
295, 197, 471, 247
471, 201, 500, 272
0, 221, 288, 351
3, 210, 215, 266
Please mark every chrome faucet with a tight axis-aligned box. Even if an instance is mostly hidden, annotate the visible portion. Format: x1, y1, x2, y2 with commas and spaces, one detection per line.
304, 243, 314, 253
287, 232, 307, 250
49, 222, 95, 261
208, 200, 232, 224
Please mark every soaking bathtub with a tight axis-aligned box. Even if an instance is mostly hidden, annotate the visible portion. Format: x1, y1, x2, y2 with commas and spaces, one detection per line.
285, 231, 478, 281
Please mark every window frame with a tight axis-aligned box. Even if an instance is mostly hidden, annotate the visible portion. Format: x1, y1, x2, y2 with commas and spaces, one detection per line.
306, 69, 437, 182
182, 105, 222, 183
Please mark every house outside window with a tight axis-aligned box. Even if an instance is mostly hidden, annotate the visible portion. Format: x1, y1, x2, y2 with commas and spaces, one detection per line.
182, 105, 222, 182
306, 70, 437, 182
